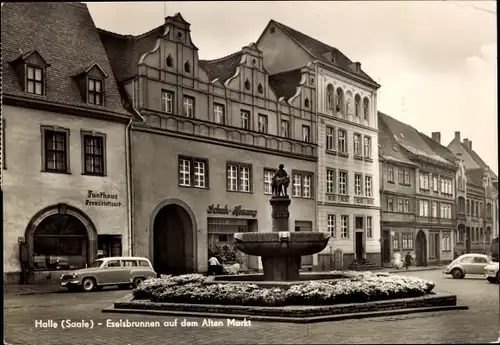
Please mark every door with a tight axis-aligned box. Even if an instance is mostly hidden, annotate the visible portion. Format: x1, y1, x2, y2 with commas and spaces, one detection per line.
471, 256, 489, 274
416, 231, 427, 266
382, 230, 391, 263
355, 232, 363, 260
434, 234, 440, 262
459, 256, 475, 274
100, 259, 125, 284
466, 228, 471, 253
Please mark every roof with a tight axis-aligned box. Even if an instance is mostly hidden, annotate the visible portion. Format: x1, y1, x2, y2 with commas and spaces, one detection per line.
98, 25, 164, 82
461, 142, 498, 180
378, 112, 455, 168
268, 69, 303, 100
377, 114, 416, 165
96, 257, 151, 261
466, 168, 486, 188
270, 20, 377, 85
199, 51, 243, 83
1, 2, 129, 116
419, 132, 457, 164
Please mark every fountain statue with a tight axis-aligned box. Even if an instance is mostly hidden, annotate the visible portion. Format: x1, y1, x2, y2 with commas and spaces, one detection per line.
234, 164, 330, 281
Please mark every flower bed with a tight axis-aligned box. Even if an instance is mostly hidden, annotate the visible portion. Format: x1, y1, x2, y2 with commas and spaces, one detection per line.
133, 272, 435, 307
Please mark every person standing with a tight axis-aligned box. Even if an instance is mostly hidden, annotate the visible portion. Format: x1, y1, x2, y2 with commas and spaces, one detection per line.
393, 251, 402, 269
405, 252, 413, 270
208, 256, 222, 276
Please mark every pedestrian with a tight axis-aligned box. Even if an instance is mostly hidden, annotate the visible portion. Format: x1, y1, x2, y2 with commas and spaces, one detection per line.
208, 255, 222, 276
404, 252, 413, 270
393, 251, 403, 269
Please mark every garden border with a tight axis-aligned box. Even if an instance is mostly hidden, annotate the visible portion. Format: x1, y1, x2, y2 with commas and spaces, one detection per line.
102, 292, 468, 323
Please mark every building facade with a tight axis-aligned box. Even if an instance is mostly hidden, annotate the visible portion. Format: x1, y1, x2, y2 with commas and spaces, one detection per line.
2, 2, 132, 283
378, 113, 457, 266
256, 20, 381, 269
447, 131, 499, 247
100, 14, 317, 274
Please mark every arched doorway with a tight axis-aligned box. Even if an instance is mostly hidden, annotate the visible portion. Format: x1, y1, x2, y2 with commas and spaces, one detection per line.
25, 203, 98, 270
415, 230, 427, 266
151, 200, 196, 275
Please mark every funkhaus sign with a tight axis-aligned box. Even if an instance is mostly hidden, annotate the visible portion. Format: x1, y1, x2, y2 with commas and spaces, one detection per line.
207, 204, 257, 217
85, 190, 122, 207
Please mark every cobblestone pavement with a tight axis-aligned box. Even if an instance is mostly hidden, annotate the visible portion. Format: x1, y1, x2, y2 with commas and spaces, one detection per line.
4, 270, 499, 345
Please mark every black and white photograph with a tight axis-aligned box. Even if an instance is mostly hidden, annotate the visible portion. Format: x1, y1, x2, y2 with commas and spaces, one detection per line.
1, 1, 498, 344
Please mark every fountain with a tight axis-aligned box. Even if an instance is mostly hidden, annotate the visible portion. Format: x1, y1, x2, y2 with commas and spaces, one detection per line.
233, 164, 330, 281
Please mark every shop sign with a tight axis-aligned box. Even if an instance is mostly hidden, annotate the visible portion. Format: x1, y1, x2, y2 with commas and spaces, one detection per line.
85, 190, 122, 207
207, 204, 257, 217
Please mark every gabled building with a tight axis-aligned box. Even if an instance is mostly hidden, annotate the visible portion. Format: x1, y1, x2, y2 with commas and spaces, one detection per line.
257, 20, 381, 270
2, 2, 133, 283
378, 113, 458, 266
99, 13, 318, 274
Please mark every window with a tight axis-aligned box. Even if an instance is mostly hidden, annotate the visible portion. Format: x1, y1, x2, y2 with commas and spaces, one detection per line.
363, 136, 371, 158
258, 114, 268, 133
419, 173, 429, 190
392, 233, 400, 250
304, 98, 310, 108
42, 127, 69, 173
27, 65, 44, 95
387, 167, 394, 183
353, 134, 361, 156
139, 260, 151, 267
402, 233, 414, 249
263, 169, 274, 195
442, 234, 451, 251
487, 203, 492, 218
466, 199, 470, 215
404, 170, 410, 185
184, 61, 191, 73
336, 88, 344, 116
87, 78, 103, 105
460, 256, 473, 264
354, 94, 361, 118
82, 132, 105, 176
354, 173, 362, 196
440, 178, 452, 195
227, 163, 252, 193
398, 169, 404, 184
364, 176, 372, 197
432, 201, 438, 218
338, 129, 347, 153
326, 84, 334, 110
166, 55, 173, 67
280, 119, 289, 137
479, 202, 483, 217
397, 199, 403, 212
471, 200, 475, 216
122, 260, 138, 267
433, 176, 438, 192
363, 97, 369, 120
214, 103, 225, 124
258, 83, 263, 94
326, 126, 335, 151
475, 202, 479, 217
302, 125, 311, 142
340, 215, 349, 238
107, 260, 121, 268
338, 171, 348, 195
162, 90, 174, 113
404, 199, 409, 213
244, 79, 251, 90
241, 110, 250, 130
326, 168, 336, 194
387, 197, 394, 211
292, 172, 313, 198
366, 216, 373, 238
327, 214, 336, 238
183, 96, 195, 118
178, 156, 208, 188
419, 200, 429, 216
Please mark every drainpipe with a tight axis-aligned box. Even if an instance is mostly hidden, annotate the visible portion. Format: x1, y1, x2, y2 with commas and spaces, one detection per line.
125, 78, 145, 256
314, 61, 319, 269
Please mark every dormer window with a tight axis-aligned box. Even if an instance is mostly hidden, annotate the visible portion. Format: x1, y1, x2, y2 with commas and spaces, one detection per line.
88, 78, 103, 105
27, 65, 44, 95
74, 62, 108, 106
9, 50, 50, 96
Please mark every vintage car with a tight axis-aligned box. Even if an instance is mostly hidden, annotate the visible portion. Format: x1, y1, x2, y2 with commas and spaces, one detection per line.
484, 261, 499, 284
443, 253, 492, 279
60, 256, 157, 292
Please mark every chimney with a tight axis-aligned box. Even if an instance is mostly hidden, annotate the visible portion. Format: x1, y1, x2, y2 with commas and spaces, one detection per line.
463, 138, 472, 150
431, 132, 441, 143
355, 62, 361, 74
454, 131, 461, 141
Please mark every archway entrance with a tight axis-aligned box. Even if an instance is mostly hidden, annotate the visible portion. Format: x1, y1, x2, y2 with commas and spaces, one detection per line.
153, 204, 194, 275
415, 230, 427, 266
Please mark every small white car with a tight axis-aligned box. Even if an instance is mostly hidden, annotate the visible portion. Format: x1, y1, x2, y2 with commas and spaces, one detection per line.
484, 262, 499, 284
443, 253, 492, 279
60, 256, 157, 292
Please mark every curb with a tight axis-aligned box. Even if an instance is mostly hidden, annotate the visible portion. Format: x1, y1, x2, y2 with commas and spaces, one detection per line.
4, 289, 64, 296
102, 305, 469, 323
383, 267, 445, 274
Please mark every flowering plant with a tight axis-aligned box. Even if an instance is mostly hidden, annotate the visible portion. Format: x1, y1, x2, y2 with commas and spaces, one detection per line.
133, 272, 435, 306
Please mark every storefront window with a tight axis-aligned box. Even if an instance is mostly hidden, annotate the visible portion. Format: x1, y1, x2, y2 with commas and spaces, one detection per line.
98, 235, 122, 258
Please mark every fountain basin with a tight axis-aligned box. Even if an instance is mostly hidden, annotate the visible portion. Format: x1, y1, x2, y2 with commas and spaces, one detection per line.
234, 232, 329, 257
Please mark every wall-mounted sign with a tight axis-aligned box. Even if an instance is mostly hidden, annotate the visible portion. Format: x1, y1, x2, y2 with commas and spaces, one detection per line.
85, 190, 122, 207
207, 204, 257, 217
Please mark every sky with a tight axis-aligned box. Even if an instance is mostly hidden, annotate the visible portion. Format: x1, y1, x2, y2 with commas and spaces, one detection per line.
87, 1, 497, 173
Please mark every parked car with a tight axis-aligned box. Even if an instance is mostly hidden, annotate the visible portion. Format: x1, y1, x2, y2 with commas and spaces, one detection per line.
443, 253, 492, 279
484, 262, 499, 284
491, 237, 499, 262
60, 256, 156, 292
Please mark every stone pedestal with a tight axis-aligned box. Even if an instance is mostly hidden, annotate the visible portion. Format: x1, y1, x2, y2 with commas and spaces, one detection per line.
261, 255, 300, 281
270, 196, 291, 233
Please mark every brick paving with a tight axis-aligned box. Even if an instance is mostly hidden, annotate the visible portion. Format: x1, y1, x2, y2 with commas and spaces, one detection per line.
4, 270, 499, 344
